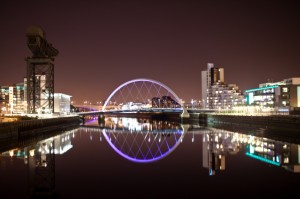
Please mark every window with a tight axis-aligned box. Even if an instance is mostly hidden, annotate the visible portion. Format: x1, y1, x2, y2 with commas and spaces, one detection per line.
282, 87, 288, 93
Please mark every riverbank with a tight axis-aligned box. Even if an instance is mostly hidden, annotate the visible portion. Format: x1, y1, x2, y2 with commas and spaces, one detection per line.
206, 114, 300, 129
102, 111, 300, 130
0, 116, 81, 142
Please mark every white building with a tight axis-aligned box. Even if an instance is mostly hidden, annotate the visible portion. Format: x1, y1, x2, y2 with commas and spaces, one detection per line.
54, 93, 71, 114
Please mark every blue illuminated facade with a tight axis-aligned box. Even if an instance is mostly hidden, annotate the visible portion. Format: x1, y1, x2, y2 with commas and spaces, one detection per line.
244, 78, 300, 113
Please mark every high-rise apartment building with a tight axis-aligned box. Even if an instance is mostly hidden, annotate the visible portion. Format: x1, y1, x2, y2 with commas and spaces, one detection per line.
201, 63, 244, 109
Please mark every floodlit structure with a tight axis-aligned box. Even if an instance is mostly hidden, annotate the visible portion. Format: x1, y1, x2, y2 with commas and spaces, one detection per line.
54, 93, 72, 114
25, 25, 59, 114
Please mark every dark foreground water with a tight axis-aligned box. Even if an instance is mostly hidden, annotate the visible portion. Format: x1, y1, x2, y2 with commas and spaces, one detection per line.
1, 117, 299, 199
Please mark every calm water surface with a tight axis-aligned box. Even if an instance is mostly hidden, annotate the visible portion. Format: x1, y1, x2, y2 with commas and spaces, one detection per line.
1, 117, 299, 198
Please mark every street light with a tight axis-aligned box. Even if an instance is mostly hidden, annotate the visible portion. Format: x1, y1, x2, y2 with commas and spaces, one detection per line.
191, 99, 194, 109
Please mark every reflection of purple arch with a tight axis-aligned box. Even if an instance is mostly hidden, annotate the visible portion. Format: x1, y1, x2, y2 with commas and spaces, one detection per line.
102, 78, 182, 111
102, 129, 184, 163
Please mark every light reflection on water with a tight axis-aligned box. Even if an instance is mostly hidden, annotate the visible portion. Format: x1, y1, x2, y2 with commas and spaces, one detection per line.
0, 117, 300, 198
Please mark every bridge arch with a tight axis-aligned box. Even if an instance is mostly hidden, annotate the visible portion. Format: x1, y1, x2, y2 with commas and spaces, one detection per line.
102, 129, 184, 163
102, 78, 182, 111
100, 117, 186, 163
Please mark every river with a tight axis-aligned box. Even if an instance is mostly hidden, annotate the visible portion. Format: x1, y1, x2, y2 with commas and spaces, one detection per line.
0, 117, 299, 198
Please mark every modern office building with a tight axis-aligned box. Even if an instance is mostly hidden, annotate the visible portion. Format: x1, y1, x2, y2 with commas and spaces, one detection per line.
1, 83, 71, 115
0, 85, 10, 114
0, 83, 25, 114
201, 63, 244, 109
244, 78, 300, 113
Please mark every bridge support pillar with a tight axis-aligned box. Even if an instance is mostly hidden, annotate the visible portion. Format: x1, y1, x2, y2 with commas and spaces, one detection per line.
98, 114, 105, 123
180, 107, 190, 123
80, 116, 85, 124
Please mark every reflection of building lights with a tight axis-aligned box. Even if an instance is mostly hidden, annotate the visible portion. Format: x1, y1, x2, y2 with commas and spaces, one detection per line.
246, 152, 280, 166
284, 157, 289, 164
29, 149, 35, 157
192, 132, 195, 142
9, 150, 14, 157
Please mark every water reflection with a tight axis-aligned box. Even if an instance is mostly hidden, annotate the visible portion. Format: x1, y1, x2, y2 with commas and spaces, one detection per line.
1, 117, 300, 198
2, 118, 300, 175
1, 130, 76, 198
88, 117, 300, 173
202, 129, 239, 175
102, 117, 185, 163
202, 127, 300, 175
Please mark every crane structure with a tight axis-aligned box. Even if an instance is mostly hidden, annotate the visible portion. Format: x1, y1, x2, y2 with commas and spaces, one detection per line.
25, 26, 59, 114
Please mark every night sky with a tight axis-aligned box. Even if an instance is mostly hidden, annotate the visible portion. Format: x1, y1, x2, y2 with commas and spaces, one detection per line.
1, 0, 300, 104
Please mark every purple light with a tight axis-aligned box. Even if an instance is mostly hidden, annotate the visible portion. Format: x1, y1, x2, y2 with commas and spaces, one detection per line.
102, 129, 184, 163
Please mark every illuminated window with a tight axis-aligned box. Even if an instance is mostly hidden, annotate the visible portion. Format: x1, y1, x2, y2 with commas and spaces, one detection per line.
282, 101, 286, 106
282, 87, 288, 93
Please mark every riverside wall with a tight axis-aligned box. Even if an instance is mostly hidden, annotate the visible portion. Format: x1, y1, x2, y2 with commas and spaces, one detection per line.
206, 114, 300, 131
0, 116, 81, 141
84, 110, 300, 132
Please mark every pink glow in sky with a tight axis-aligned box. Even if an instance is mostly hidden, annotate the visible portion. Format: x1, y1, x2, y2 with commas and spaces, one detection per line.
0, 1, 299, 104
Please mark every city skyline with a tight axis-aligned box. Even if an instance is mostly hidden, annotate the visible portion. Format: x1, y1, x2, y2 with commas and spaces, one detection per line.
1, 1, 300, 103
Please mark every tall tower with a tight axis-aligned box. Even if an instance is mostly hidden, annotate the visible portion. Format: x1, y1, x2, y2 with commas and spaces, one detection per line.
201, 70, 208, 108
25, 26, 59, 114
201, 63, 224, 109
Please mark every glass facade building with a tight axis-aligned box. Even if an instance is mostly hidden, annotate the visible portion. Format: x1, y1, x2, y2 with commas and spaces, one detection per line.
244, 78, 300, 113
